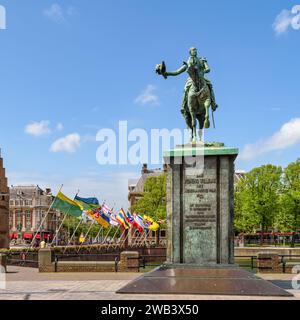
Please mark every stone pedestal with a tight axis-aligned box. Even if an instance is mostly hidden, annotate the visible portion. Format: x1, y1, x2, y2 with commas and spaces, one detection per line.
257, 253, 280, 273
119, 251, 140, 272
118, 144, 292, 297
164, 145, 238, 266
38, 248, 54, 273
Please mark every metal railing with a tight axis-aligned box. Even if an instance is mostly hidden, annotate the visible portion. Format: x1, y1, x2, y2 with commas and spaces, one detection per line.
235, 255, 258, 270
6, 252, 38, 268
53, 253, 120, 273
279, 254, 300, 273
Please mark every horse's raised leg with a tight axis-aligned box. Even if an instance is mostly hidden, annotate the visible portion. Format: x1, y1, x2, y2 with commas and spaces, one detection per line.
203, 99, 211, 129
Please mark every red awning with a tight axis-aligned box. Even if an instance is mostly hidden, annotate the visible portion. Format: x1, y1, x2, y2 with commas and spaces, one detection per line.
35, 233, 53, 240
23, 233, 33, 239
10, 233, 18, 239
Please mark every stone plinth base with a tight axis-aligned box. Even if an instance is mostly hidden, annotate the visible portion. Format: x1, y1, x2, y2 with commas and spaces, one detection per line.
164, 145, 238, 265
117, 265, 292, 297
118, 251, 140, 272
257, 253, 280, 273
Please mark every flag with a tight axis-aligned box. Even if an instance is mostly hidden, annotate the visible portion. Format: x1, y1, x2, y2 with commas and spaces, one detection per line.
133, 213, 147, 233
144, 215, 160, 231
109, 213, 120, 227
74, 195, 100, 211
102, 204, 113, 216
116, 208, 130, 230
52, 192, 83, 218
125, 210, 134, 225
85, 207, 110, 229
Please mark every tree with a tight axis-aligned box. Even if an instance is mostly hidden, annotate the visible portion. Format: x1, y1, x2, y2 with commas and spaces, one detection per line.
275, 159, 300, 246
132, 173, 167, 224
234, 164, 282, 243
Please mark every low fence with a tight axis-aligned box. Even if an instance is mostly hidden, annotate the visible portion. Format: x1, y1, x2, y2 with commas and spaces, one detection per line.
6, 251, 38, 268
5, 246, 300, 274
241, 235, 300, 247
235, 254, 300, 273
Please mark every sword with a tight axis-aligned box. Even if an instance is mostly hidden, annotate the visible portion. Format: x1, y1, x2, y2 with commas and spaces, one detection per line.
211, 108, 216, 129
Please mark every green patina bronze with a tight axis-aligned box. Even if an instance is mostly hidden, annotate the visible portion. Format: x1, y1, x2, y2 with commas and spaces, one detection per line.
156, 47, 218, 143
163, 145, 239, 158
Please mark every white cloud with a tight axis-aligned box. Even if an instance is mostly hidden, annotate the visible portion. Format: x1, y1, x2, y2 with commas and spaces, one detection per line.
25, 120, 51, 137
272, 6, 300, 35
50, 133, 81, 153
273, 9, 293, 34
134, 85, 160, 106
43, 4, 65, 23
43, 4, 77, 23
56, 123, 64, 131
240, 118, 300, 161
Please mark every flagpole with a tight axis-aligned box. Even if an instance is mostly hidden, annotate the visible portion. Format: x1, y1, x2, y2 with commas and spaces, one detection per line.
101, 225, 113, 245
139, 229, 150, 247
62, 215, 84, 254
61, 189, 83, 252
77, 220, 96, 253
95, 226, 104, 243
113, 228, 126, 249
106, 225, 121, 250
29, 184, 64, 250
131, 228, 144, 247
51, 214, 68, 246
130, 229, 139, 247
120, 228, 130, 248
50, 189, 80, 247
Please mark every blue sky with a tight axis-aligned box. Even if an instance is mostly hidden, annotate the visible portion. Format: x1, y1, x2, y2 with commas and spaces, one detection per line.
0, 0, 299, 209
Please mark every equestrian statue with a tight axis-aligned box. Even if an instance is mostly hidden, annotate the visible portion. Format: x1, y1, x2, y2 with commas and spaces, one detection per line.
156, 47, 218, 143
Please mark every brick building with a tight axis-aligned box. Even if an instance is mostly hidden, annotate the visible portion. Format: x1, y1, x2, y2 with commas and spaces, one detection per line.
0, 152, 9, 248
9, 185, 61, 243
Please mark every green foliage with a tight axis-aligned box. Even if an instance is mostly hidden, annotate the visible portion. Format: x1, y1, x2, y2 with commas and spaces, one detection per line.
62, 215, 120, 239
275, 159, 300, 232
234, 164, 282, 233
235, 160, 300, 234
132, 173, 167, 224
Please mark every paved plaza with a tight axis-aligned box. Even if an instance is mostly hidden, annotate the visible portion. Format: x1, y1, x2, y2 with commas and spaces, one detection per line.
0, 266, 299, 300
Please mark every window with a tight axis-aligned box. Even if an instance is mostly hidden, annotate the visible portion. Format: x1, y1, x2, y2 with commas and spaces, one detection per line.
160, 230, 166, 237
10, 200, 14, 205
26, 220, 31, 230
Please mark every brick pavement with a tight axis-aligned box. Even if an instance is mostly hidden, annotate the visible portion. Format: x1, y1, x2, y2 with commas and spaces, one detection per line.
0, 266, 299, 300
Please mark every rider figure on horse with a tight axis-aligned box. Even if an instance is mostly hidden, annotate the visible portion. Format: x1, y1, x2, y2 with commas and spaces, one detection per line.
156, 47, 218, 142
158, 47, 218, 117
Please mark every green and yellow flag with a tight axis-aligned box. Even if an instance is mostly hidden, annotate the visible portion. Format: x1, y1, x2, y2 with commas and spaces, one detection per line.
52, 192, 83, 218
